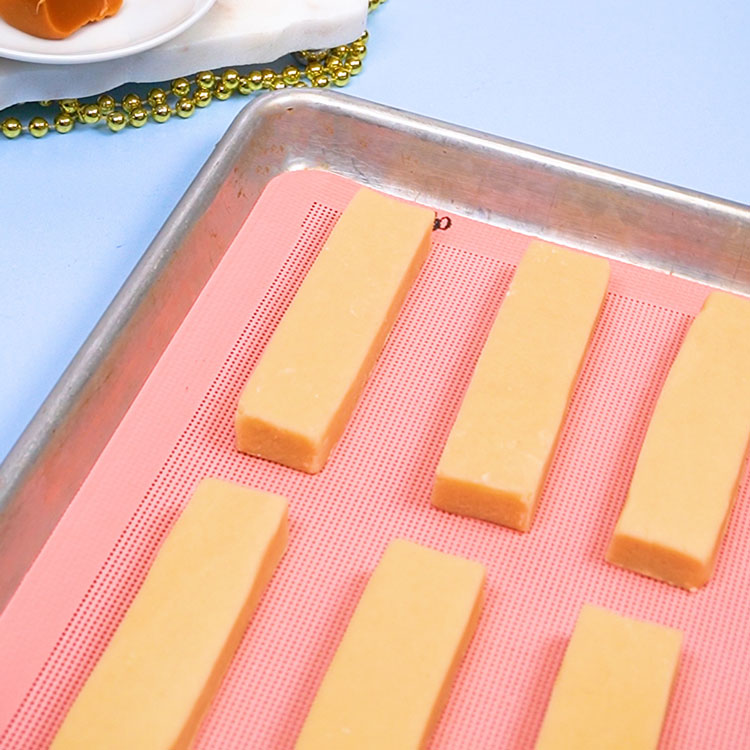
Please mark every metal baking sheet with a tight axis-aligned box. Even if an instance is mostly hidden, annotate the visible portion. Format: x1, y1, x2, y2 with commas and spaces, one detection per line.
1, 88, 749, 614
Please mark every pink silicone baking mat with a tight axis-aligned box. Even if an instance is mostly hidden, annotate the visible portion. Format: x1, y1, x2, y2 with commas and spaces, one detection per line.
2, 170, 749, 750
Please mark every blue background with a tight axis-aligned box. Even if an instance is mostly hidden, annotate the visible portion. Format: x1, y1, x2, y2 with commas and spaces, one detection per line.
2, 0, 749, 461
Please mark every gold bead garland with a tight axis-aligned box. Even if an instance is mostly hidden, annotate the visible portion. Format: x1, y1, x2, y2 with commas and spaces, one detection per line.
0, 1, 385, 140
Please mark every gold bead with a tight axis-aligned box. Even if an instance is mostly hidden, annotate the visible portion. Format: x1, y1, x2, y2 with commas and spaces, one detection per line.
237, 77, 252, 95
312, 73, 331, 88
129, 107, 148, 128
271, 78, 286, 90
213, 81, 232, 100
54, 112, 75, 133
247, 70, 264, 91
176, 96, 195, 118
147, 88, 167, 107
368, 0, 380, 10
222, 69, 240, 90
260, 68, 276, 88
293, 80, 308, 88
151, 103, 172, 123
28, 116, 49, 138
325, 55, 343, 71
282, 65, 301, 85
80, 103, 100, 124
1, 117, 22, 139
59, 98, 79, 114
196, 70, 216, 90
346, 56, 363, 75
106, 111, 128, 132
97, 94, 116, 115
122, 93, 141, 113
194, 88, 212, 107
349, 41, 367, 59
306, 62, 324, 79
39, 100, 52, 107
357, 29, 369, 44
333, 68, 350, 87
299, 49, 327, 65
332, 45, 349, 59
172, 77, 191, 97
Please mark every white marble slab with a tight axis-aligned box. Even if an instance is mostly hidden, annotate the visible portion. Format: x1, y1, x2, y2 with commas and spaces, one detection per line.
0, 0, 367, 110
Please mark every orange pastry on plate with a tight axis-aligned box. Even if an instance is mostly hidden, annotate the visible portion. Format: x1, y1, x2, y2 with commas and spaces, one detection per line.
0, 0, 123, 40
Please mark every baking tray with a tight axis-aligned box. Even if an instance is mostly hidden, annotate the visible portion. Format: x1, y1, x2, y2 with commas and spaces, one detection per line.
1, 89, 750, 745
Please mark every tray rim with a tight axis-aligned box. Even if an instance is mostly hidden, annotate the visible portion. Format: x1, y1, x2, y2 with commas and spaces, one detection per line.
1, 88, 749, 615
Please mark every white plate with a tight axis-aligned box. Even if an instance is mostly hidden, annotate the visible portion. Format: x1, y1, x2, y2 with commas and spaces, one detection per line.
0, 0, 217, 65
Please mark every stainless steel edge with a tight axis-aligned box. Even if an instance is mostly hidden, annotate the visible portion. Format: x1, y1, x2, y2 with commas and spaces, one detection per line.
1, 89, 749, 613
253, 90, 750, 286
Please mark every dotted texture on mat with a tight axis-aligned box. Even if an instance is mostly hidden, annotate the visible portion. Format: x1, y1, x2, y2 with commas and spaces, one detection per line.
2, 170, 750, 750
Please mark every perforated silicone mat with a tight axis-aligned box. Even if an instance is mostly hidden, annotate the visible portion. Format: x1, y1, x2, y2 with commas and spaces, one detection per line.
1, 170, 750, 750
